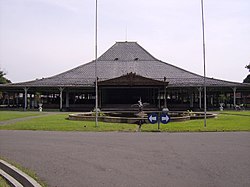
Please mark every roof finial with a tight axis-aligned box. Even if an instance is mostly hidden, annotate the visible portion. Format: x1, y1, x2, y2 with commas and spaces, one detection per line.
125, 25, 128, 42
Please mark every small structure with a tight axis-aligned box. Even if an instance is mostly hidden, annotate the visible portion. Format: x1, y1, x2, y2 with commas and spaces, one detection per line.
131, 98, 149, 132
219, 103, 224, 111
38, 103, 43, 112
131, 98, 149, 112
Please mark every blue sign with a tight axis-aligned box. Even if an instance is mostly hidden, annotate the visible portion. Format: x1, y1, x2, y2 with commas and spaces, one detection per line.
148, 113, 158, 124
160, 113, 170, 124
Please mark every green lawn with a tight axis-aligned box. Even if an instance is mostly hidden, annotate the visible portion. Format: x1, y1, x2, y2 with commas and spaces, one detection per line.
0, 114, 137, 131
144, 111, 250, 132
0, 176, 10, 187
0, 111, 43, 121
0, 111, 249, 132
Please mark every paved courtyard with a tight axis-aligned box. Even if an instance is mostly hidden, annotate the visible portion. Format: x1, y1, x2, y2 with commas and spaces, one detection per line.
0, 130, 249, 187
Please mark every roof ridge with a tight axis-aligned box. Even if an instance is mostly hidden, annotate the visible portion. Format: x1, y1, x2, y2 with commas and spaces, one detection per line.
157, 60, 202, 78
49, 61, 94, 79
134, 42, 159, 61
97, 42, 158, 61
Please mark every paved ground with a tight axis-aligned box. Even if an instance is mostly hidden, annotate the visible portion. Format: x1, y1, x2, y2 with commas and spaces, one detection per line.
0, 131, 249, 187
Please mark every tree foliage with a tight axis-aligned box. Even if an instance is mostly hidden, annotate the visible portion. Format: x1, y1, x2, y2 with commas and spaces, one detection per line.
243, 64, 250, 83
243, 74, 250, 83
0, 70, 11, 84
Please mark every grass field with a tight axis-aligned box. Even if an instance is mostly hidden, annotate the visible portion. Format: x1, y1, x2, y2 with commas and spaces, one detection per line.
0, 111, 249, 132
0, 111, 43, 121
0, 176, 10, 187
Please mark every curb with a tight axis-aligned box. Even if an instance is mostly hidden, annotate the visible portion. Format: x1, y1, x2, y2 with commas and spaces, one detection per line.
0, 169, 23, 187
0, 159, 42, 187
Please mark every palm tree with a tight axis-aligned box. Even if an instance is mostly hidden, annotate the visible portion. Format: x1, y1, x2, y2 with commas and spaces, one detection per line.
0, 70, 11, 84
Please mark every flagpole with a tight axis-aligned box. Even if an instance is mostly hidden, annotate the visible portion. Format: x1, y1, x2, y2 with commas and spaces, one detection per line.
201, 0, 207, 127
95, 0, 98, 127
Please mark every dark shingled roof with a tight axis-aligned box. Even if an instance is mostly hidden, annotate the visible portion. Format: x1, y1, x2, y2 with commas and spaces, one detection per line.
2, 42, 250, 88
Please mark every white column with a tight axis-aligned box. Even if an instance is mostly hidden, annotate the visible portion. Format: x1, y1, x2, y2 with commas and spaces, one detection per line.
198, 87, 202, 109
158, 89, 161, 109
233, 87, 237, 107
66, 91, 69, 109
164, 77, 167, 108
23, 87, 29, 111
164, 87, 167, 108
16, 93, 19, 107
99, 88, 102, 109
59, 87, 64, 111
7, 93, 10, 106
210, 96, 213, 106
190, 92, 194, 108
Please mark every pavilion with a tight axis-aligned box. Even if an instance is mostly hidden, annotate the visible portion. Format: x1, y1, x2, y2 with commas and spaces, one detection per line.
1, 42, 249, 111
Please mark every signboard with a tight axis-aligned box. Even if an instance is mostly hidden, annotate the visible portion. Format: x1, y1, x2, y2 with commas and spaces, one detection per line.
160, 113, 170, 124
148, 112, 171, 128
147, 113, 158, 124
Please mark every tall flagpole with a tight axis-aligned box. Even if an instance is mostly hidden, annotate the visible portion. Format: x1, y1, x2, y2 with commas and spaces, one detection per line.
95, 0, 98, 127
201, 0, 207, 127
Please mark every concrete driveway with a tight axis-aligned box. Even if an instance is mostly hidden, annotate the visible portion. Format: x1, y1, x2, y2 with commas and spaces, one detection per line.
0, 131, 249, 187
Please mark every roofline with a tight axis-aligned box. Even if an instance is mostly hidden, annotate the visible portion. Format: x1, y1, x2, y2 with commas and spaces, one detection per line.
156, 60, 249, 87
1, 41, 249, 89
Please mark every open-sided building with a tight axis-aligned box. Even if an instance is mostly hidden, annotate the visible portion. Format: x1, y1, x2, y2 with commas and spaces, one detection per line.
1, 42, 249, 111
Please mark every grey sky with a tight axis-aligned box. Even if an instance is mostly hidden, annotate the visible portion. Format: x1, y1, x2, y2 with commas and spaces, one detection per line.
0, 0, 249, 83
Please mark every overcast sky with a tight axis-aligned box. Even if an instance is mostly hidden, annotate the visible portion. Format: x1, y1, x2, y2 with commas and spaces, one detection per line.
0, 0, 250, 83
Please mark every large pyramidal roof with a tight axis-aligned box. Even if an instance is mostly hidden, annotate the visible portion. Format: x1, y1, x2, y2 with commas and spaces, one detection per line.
6, 42, 248, 88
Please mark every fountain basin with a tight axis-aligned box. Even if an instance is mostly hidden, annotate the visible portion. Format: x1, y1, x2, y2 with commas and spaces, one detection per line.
68, 111, 217, 124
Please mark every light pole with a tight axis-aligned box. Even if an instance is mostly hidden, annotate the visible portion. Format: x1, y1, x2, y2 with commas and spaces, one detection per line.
201, 0, 207, 127
95, 0, 98, 127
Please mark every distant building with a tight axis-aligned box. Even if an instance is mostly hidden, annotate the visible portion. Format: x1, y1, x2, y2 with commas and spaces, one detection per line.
1, 42, 250, 111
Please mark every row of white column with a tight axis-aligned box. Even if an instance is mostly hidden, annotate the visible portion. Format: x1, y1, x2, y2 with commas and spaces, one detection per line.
23, 87, 67, 111
197, 87, 237, 109
22, 86, 238, 111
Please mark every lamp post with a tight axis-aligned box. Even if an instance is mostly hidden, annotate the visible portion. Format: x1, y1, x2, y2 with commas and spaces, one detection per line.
201, 0, 207, 127
95, 0, 98, 127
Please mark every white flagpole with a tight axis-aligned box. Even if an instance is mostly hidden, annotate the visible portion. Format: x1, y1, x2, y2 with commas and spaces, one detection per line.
95, 0, 98, 127
201, 0, 207, 127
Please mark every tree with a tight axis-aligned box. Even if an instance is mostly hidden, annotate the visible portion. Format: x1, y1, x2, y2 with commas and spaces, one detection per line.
243, 75, 250, 83
243, 63, 250, 83
246, 64, 250, 70
0, 70, 11, 84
